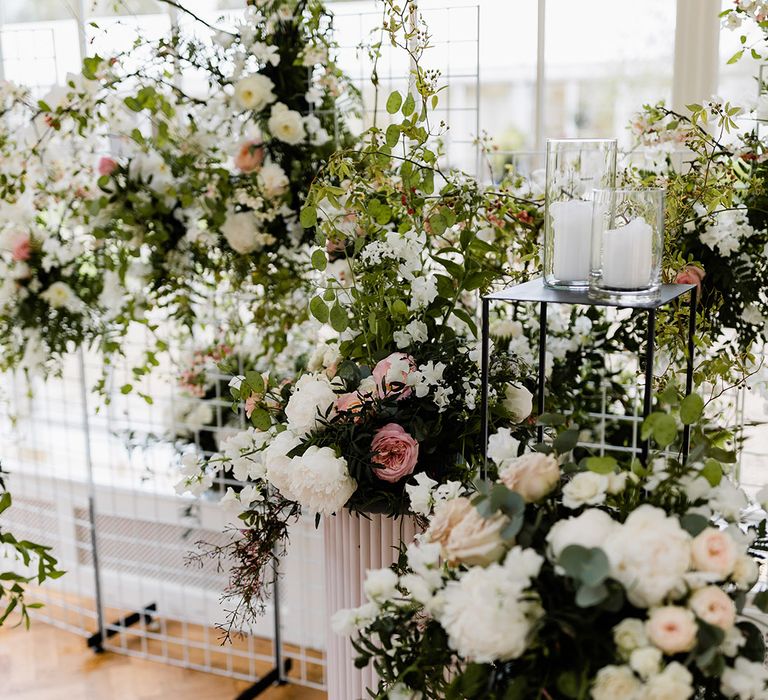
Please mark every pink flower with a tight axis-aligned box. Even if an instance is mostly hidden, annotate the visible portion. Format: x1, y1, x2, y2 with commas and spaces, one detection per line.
371, 423, 419, 483
336, 391, 364, 414
98, 156, 117, 176
372, 352, 416, 400
675, 265, 705, 295
244, 395, 258, 419
11, 235, 31, 262
234, 140, 265, 173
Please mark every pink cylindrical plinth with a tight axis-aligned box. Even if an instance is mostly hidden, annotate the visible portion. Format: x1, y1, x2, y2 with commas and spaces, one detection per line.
324, 510, 418, 699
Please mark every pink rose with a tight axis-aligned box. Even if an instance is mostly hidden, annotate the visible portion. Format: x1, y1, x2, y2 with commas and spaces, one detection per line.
371, 423, 419, 483
646, 606, 698, 655
689, 586, 736, 630
11, 235, 31, 262
98, 156, 117, 176
234, 140, 265, 173
499, 453, 560, 502
675, 265, 705, 295
336, 391, 364, 414
372, 352, 416, 400
691, 527, 737, 578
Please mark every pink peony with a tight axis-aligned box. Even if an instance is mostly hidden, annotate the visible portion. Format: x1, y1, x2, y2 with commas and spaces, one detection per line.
371, 423, 419, 483
675, 265, 705, 295
372, 352, 416, 400
98, 156, 117, 176
11, 235, 31, 262
234, 140, 265, 173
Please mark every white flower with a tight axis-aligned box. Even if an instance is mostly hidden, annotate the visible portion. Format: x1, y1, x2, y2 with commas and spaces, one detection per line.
640, 662, 694, 700
489, 319, 522, 339
394, 319, 429, 349
613, 618, 649, 657
303, 113, 330, 146
221, 210, 275, 254
438, 560, 542, 663
363, 568, 399, 604
284, 372, 338, 435
307, 342, 341, 372
128, 150, 174, 192
39, 281, 81, 312
409, 276, 438, 311
387, 683, 423, 700
720, 626, 746, 657
264, 429, 302, 495
233, 74, 276, 111
709, 479, 749, 521
547, 508, 617, 559
251, 41, 280, 67
721, 657, 768, 699
257, 162, 289, 198
646, 606, 697, 654
487, 428, 520, 466
629, 646, 662, 680
502, 384, 533, 423
591, 665, 642, 700
280, 445, 356, 515
690, 527, 738, 578
603, 505, 691, 608
331, 601, 377, 636
406, 472, 438, 516
562, 471, 609, 509
267, 102, 306, 145
399, 573, 433, 605
732, 554, 759, 589
503, 546, 544, 585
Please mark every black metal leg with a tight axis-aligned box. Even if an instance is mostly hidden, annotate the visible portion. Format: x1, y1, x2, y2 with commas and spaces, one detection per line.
87, 603, 157, 652
537, 302, 548, 444
682, 288, 697, 461
640, 309, 656, 463
480, 298, 490, 480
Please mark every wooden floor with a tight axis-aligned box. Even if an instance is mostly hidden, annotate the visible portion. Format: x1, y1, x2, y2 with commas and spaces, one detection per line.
1, 621, 326, 700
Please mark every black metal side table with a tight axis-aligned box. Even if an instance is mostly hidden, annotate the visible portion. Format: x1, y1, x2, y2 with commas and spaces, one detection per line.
480, 278, 697, 469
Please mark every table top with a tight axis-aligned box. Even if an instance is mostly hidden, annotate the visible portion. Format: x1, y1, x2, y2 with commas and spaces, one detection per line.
484, 277, 695, 309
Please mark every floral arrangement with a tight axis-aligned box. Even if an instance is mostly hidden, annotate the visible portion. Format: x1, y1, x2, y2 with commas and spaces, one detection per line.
0, 466, 64, 627
337, 392, 768, 699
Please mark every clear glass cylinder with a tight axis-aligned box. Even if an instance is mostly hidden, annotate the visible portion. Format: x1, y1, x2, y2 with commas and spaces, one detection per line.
543, 138, 617, 288
589, 188, 665, 304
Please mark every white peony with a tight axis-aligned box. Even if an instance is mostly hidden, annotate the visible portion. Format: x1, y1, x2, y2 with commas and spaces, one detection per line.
281, 445, 356, 515
233, 74, 276, 111
721, 657, 768, 699
561, 471, 609, 509
267, 102, 306, 145
363, 568, 399, 604
257, 162, 289, 198
603, 505, 691, 608
39, 281, 81, 313
546, 508, 617, 559
221, 210, 275, 254
264, 429, 302, 495
502, 384, 533, 422
591, 665, 642, 700
437, 559, 542, 663
284, 372, 338, 435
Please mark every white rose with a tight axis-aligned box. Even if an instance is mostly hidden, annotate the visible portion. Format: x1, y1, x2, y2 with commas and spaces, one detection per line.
732, 554, 759, 590
442, 504, 509, 567
267, 102, 306, 145
690, 528, 738, 578
438, 562, 541, 662
284, 445, 356, 514
640, 662, 694, 700
257, 162, 289, 198
562, 471, 609, 509
604, 506, 691, 608
502, 384, 533, 423
613, 618, 649, 657
363, 567, 399, 604
221, 210, 268, 254
39, 281, 81, 312
688, 586, 736, 630
591, 665, 642, 700
646, 606, 697, 654
629, 646, 662, 680
499, 453, 560, 502
547, 508, 617, 559
233, 74, 276, 111
284, 372, 338, 435
721, 657, 768, 699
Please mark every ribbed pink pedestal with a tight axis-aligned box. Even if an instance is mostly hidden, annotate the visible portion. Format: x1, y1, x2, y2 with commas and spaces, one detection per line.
324, 510, 418, 700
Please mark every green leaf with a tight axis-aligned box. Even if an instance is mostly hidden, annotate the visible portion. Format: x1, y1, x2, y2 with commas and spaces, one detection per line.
585, 456, 618, 475
120, 383, 133, 394
680, 513, 709, 537
385, 91, 403, 114
553, 429, 579, 455
245, 370, 264, 394
309, 296, 329, 323
300, 205, 317, 228
556, 672, 580, 699
329, 303, 348, 332
402, 92, 415, 116
385, 123, 400, 148
652, 414, 678, 446
753, 590, 768, 613
249, 407, 271, 431
537, 413, 566, 426
0, 492, 11, 516
311, 248, 327, 271
727, 49, 744, 64
559, 545, 611, 587
680, 393, 704, 425
700, 459, 722, 487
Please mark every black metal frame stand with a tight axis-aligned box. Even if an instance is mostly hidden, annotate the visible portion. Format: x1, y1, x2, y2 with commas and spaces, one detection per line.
480, 278, 697, 473
87, 603, 157, 652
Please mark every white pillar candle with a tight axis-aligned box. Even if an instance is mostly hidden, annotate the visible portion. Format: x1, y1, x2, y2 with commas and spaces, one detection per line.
601, 217, 653, 289
549, 200, 593, 282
